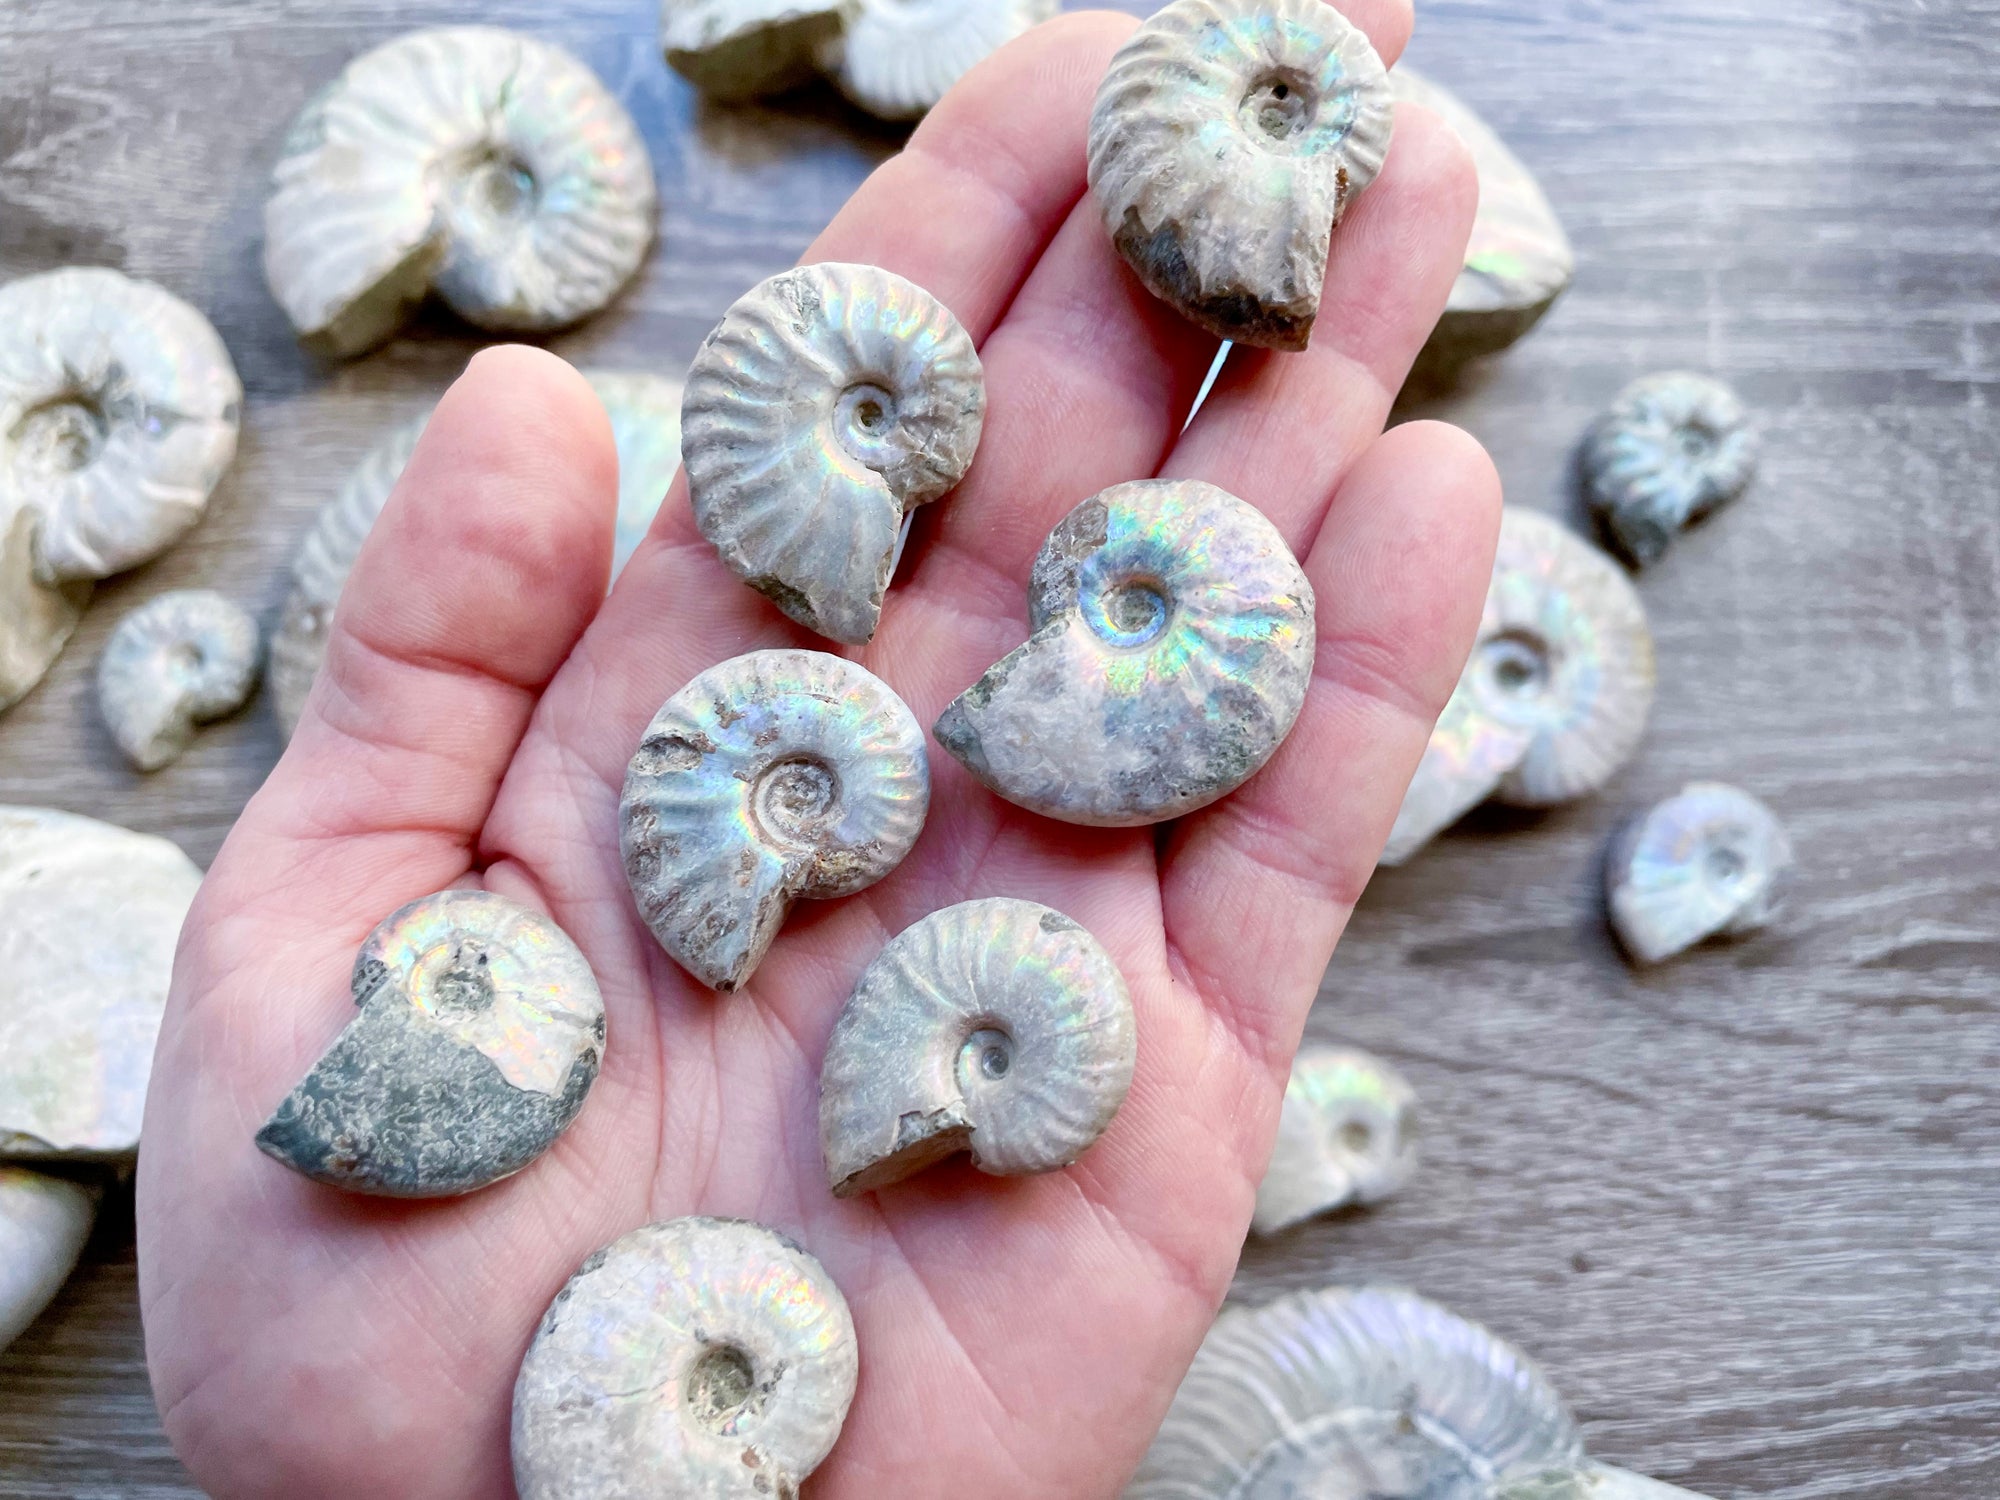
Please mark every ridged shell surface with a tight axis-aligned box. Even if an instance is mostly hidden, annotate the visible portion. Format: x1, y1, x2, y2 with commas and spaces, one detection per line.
264, 27, 657, 358
819, 0, 1058, 119
1391, 68, 1574, 368
1607, 782, 1792, 966
0, 267, 240, 585
1087, 0, 1395, 350
1126, 1286, 1583, 1499
819, 898, 1135, 1197
0, 807, 202, 1159
1582, 373, 1759, 567
1501, 1466, 1716, 1500
267, 372, 684, 739
96, 590, 260, 771
683, 262, 985, 643
620, 650, 929, 993
1380, 683, 1535, 867
1252, 1045, 1418, 1237
0, 1167, 97, 1355
662, 0, 851, 100
255, 890, 605, 1198
0, 506, 88, 714
935, 479, 1315, 826
513, 1216, 858, 1500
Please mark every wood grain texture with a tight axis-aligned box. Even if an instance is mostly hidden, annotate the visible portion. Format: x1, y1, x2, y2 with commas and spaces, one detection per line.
0, 0, 1995, 1496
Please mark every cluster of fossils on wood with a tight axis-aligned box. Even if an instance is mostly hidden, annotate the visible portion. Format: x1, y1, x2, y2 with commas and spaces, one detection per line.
0, 5, 1778, 1495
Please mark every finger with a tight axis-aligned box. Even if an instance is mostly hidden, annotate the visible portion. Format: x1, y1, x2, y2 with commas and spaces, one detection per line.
234, 346, 616, 913
1159, 420, 1501, 1069
1165, 104, 1479, 555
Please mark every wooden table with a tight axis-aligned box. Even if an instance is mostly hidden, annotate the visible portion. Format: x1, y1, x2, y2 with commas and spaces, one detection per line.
2, 1, 1995, 1495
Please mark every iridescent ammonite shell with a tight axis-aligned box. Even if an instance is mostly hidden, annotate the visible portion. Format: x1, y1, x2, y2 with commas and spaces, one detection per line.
819, 898, 1135, 1197
620, 650, 929, 993
266, 371, 684, 739
264, 27, 658, 358
0, 268, 240, 706
1384, 508, 1654, 863
682, 262, 985, 644
1391, 68, 1575, 369
1582, 373, 1759, 567
662, 0, 851, 100
96, 590, 260, 772
1252, 1045, 1418, 1237
1126, 1286, 1583, 1499
0, 807, 203, 1160
1501, 1466, 1717, 1500
936, 479, 1315, 827
1606, 782, 1792, 966
818, 0, 1058, 120
1087, 0, 1394, 350
0, 1167, 98, 1355
255, 890, 605, 1198
514, 1216, 858, 1500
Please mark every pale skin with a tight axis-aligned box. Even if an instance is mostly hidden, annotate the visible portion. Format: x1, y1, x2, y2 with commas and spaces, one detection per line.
135, 5, 1500, 1495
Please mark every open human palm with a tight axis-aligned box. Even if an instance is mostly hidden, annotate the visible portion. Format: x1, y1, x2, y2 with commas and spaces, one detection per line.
136, 6, 1499, 1496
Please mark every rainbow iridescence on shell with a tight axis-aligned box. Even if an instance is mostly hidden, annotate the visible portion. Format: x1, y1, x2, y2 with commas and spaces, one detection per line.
1253, 1045, 1419, 1236
1607, 781, 1792, 965
819, 897, 1136, 1196
620, 649, 930, 992
512, 1216, 858, 1499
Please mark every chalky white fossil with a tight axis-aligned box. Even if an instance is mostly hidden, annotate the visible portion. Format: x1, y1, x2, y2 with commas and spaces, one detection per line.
1252, 1045, 1418, 1237
264, 27, 657, 358
1606, 782, 1792, 966
513, 1216, 857, 1500
661, 0, 850, 99
97, 590, 260, 771
682, 262, 985, 643
0, 1168, 97, 1355
819, 0, 1058, 119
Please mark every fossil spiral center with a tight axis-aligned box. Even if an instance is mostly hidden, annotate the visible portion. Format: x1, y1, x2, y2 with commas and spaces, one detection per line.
959, 1027, 1014, 1088
1240, 72, 1316, 142
1476, 629, 1554, 714
752, 756, 842, 845
1675, 421, 1718, 461
1337, 1118, 1372, 1153
685, 1343, 766, 1434
11, 396, 108, 475
410, 943, 497, 1017
1706, 843, 1746, 885
833, 383, 901, 468
1083, 577, 1171, 649
464, 148, 540, 221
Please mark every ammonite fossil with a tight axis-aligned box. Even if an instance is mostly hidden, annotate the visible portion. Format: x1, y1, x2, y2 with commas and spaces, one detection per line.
96, 590, 260, 771
1252, 1045, 1419, 1237
818, 0, 1058, 119
661, 0, 851, 100
1606, 782, 1792, 966
0, 1168, 98, 1355
1582, 373, 1759, 568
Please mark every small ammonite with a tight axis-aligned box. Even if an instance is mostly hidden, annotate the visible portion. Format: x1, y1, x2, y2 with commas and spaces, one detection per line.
255, 890, 605, 1198
662, 0, 851, 100
1501, 1466, 1718, 1500
0, 268, 239, 709
682, 262, 985, 644
513, 1216, 858, 1500
96, 590, 261, 772
267, 371, 684, 739
1087, 0, 1395, 350
1606, 782, 1793, 966
1392, 68, 1575, 373
817, 0, 1059, 120
1251, 1046, 1418, 1237
818, 898, 1135, 1197
264, 27, 657, 358
620, 650, 929, 993
936, 479, 1315, 827
0, 808, 203, 1160
0, 1168, 98, 1355
1582, 372, 1760, 567
1125, 1286, 1584, 1499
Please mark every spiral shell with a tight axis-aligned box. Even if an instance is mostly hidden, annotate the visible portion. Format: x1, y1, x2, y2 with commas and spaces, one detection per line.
1606, 782, 1792, 966
1391, 68, 1575, 369
1501, 1466, 1716, 1500
683, 262, 985, 644
514, 1216, 857, 1500
818, 0, 1058, 120
0, 267, 240, 587
267, 371, 684, 739
96, 590, 260, 771
255, 889, 605, 1198
0, 1167, 97, 1355
1087, 0, 1394, 350
936, 479, 1314, 827
621, 650, 929, 993
1582, 373, 1759, 567
264, 27, 657, 358
1126, 1286, 1583, 1499
0, 807, 202, 1160
819, 898, 1135, 1197
1252, 1046, 1418, 1237
662, 0, 851, 100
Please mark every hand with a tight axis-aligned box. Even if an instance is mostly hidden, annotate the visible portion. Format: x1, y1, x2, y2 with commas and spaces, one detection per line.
136, 7, 1496, 1495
